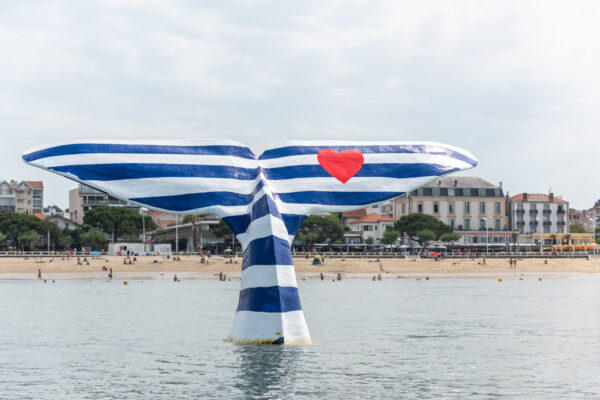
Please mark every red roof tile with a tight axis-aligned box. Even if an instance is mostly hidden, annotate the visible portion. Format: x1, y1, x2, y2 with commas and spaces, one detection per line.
510, 193, 567, 203
25, 181, 43, 188
33, 213, 46, 220
349, 213, 396, 224
342, 209, 367, 218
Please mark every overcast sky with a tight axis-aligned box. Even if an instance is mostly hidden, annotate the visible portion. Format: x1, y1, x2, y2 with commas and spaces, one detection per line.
2, 0, 599, 210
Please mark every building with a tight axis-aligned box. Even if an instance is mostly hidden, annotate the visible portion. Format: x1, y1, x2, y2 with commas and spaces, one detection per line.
394, 176, 510, 244
69, 184, 140, 225
148, 212, 179, 231
46, 214, 82, 230
509, 193, 568, 235
0, 180, 44, 214
347, 212, 396, 244
568, 209, 592, 232
341, 209, 367, 226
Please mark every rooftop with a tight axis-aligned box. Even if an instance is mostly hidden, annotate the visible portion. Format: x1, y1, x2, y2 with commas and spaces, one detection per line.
423, 176, 499, 189
342, 209, 367, 218
510, 193, 568, 203
349, 213, 396, 224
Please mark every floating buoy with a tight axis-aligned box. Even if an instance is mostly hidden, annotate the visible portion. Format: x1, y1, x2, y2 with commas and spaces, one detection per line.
123, 280, 129, 285
538, 277, 543, 281
498, 277, 503, 282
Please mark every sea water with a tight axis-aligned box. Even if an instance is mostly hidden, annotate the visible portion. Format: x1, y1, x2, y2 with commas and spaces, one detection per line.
1, 276, 599, 399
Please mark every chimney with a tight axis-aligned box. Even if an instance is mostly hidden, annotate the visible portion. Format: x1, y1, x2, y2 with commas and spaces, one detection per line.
523, 192, 528, 201
549, 192, 554, 202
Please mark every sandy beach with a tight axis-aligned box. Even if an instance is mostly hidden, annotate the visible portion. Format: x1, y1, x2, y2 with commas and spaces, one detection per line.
2, 255, 600, 280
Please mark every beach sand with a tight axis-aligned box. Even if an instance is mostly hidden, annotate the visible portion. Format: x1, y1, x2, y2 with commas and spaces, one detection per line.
2, 255, 600, 280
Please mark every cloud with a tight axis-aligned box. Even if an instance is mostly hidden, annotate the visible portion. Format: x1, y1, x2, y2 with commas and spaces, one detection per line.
1, 0, 599, 208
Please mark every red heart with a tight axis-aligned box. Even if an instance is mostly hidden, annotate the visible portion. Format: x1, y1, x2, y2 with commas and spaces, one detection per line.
317, 149, 364, 183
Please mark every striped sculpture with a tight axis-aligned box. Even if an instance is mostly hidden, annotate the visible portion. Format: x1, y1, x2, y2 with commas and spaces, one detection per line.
23, 140, 477, 344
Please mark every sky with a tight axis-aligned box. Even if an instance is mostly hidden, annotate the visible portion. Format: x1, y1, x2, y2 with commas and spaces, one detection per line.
1, 0, 599, 210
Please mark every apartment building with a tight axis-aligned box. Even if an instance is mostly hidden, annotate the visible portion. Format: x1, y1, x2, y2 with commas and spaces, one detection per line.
509, 193, 568, 234
394, 176, 509, 243
0, 180, 44, 214
69, 184, 140, 225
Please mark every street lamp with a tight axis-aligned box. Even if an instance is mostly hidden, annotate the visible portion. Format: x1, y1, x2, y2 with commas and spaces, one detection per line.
141, 207, 148, 254
536, 217, 542, 256
175, 214, 179, 254
590, 217, 596, 256
483, 217, 489, 255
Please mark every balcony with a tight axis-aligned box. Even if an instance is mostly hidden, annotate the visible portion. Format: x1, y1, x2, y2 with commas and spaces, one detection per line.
543, 221, 552, 226
516, 221, 525, 226
557, 221, 566, 226
516, 209, 525, 215
529, 221, 538, 226
543, 209, 551, 215
529, 209, 538, 215
557, 209, 566, 215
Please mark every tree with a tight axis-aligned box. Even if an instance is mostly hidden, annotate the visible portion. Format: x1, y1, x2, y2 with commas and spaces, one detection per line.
569, 223, 587, 233
183, 214, 200, 251
381, 229, 400, 245
83, 207, 156, 240
394, 213, 453, 246
80, 228, 107, 250
213, 219, 234, 242
0, 231, 7, 250
364, 237, 374, 245
440, 232, 461, 243
550, 233, 557, 245
20, 230, 40, 251
295, 214, 344, 247
0, 213, 59, 250
416, 229, 435, 246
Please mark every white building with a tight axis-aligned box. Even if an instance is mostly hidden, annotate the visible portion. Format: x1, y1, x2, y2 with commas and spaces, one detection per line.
509, 193, 568, 234
347, 213, 396, 243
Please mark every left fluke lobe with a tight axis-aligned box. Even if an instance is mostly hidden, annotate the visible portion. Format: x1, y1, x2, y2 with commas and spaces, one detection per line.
317, 149, 364, 184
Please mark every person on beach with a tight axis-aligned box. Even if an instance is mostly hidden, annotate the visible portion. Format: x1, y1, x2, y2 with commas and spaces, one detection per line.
173, 274, 178, 282
219, 272, 223, 281
337, 273, 342, 281
372, 276, 376, 281
108, 268, 113, 280
377, 274, 382, 281
37, 269, 42, 280
320, 272, 324, 281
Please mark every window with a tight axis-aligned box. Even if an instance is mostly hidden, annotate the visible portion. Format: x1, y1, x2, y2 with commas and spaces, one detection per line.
449, 202, 455, 214
464, 202, 470, 213
448, 188, 455, 197
374, 225, 378, 231
495, 202, 501, 214
433, 202, 439, 213
544, 226, 550, 233
418, 202, 423, 213
495, 189, 501, 197
432, 188, 440, 196
544, 204, 550, 211
450, 218, 455, 228
464, 219, 470, 230
464, 189, 470, 197
479, 189, 486, 197
417, 188, 423, 196
495, 219, 500, 231
480, 202, 485, 214
480, 219, 486, 230
362, 225, 371, 231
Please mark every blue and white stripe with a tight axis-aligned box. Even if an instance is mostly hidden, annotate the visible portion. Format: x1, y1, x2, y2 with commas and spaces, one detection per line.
23, 139, 477, 345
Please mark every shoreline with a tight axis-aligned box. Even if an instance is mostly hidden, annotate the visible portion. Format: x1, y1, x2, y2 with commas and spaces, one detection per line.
2, 255, 600, 281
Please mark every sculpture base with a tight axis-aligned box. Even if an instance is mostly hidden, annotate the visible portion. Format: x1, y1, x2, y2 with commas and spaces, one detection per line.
227, 310, 312, 345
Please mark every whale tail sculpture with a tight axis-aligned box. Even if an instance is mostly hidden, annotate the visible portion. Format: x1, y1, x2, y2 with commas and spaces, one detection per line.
23, 140, 477, 344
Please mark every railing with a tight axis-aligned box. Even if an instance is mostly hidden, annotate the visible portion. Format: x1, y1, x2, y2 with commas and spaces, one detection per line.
529, 209, 538, 214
